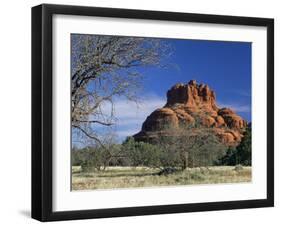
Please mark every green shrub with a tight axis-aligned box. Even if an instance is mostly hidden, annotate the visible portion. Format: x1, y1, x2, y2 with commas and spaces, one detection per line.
217, 123, 252, 166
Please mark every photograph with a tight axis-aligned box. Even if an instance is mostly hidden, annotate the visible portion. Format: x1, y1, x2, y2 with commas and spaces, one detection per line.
71, 34, 252, 191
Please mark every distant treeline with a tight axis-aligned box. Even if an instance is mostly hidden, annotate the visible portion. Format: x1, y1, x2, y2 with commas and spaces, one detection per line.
72, 125, 251, 172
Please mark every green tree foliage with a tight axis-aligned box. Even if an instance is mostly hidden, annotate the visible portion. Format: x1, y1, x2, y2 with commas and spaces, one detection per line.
216, 146, 237, 166
236, 124, 252, 165
122, 137, 162, 168
72, 144, 123, 171
72, 147, 106, 171
218, 124, 251, 166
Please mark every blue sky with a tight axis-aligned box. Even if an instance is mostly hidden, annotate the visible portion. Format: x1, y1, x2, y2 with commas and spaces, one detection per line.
141, 39, 252, 119
73, 37, 252, 144
112, 39, 252, 142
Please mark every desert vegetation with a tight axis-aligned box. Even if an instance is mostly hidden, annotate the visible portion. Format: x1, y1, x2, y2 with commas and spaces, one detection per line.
72, 124, 252, 190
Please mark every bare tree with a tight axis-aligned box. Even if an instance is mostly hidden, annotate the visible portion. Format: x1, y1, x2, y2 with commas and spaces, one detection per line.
179, 127, 225, 169
71, 34, 171, 145
154, 124, 226, 170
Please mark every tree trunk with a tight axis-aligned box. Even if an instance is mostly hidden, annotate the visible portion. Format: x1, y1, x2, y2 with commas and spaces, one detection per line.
181, 151, 188, 170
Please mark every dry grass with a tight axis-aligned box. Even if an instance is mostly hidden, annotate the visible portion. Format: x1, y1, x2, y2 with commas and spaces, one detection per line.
72, 166, 251, 190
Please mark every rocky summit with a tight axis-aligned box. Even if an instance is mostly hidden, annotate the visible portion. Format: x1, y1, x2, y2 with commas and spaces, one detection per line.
133, 80, 248, 146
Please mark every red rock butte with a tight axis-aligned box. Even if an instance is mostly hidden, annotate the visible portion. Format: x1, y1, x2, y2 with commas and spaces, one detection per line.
133, 80, 248, 146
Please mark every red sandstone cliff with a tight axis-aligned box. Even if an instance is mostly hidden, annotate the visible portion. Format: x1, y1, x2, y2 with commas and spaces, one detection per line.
133, 80, 247, 146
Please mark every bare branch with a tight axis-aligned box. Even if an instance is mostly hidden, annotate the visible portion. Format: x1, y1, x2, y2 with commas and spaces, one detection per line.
72, 125, 105, 148
71, 34, 171, 144
74, 119, 113, 126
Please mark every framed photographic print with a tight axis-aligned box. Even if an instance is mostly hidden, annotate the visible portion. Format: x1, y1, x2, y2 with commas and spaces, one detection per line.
32, 4, 274, 221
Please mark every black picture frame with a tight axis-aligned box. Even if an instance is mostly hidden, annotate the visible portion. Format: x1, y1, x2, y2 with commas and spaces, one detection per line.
32, 4, 274, 222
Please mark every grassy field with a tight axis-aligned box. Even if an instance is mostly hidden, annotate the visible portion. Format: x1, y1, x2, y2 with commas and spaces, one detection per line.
72, 166, 251, 190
